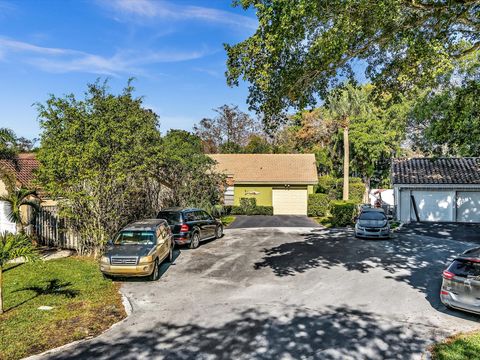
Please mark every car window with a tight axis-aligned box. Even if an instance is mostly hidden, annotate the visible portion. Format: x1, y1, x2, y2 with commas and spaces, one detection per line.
193, 211, 205, 221
202, 211, 212, 220
157, 211, 181, 225
114, 231, 155, 245
184, 211, 196, 222
159, 224, 169, 239
359, 211, 386, 220
448, 259, 480, 278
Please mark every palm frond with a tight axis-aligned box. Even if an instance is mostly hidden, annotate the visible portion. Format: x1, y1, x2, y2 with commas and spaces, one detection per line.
0, 232, 39, 267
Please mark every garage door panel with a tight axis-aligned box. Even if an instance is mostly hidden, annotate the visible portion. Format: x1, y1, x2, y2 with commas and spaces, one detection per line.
411, 191, 454, 222
272, 189, 307, 215
457, 192, 480, 223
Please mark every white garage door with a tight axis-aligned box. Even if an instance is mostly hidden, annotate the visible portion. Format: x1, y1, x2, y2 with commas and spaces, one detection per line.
457, 192, 480, 223
0, 201, 16, 234
272, 189, 308, 215
411, 190, 454, 222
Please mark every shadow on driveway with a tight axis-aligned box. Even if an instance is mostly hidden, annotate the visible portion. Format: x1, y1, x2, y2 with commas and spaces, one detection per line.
228, 215, 319, 229
43, 306, 436, 360
253, 228, 480, 320
399, 222, 480, 244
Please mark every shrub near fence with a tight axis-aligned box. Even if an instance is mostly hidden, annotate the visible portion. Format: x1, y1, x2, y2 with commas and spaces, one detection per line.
307, 193, 330, 217
330, 200, 357, 227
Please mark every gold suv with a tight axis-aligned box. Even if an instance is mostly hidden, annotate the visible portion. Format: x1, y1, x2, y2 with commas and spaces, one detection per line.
100, 219, 174, 281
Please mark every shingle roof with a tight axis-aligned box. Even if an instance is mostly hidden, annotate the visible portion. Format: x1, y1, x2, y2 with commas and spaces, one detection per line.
208, 154, 318, 184
0, 153, 39, 188
392, 158, 480, 185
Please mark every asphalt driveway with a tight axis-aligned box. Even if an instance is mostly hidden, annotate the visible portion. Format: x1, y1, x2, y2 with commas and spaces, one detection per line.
228, 215, 320, 229
33, 226, 480, 360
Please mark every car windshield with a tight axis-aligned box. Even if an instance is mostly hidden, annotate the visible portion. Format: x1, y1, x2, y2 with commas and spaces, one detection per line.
114, 231, 155, 245
157, 211, 181, 225
448, 259, 480, 278
359, 211, 386, 220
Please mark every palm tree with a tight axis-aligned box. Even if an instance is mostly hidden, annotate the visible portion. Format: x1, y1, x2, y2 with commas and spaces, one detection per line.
0, 232, 39, 314
327, 83, 370, 200
0, 188, 40, 233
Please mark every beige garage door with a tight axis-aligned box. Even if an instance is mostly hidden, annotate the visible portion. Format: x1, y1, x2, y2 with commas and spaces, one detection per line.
272, 189, 308, 215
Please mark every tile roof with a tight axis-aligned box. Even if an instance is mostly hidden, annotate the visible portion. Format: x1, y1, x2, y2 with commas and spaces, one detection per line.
392, 158, 480, 185
208, 154, 318, 184
0, 153, 39, 188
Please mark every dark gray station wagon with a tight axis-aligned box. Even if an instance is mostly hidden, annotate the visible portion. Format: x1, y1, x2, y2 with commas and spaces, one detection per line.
441, 247, 480, 315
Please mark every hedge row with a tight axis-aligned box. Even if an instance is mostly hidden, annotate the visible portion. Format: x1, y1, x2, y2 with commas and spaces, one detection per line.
230, 198, 273, 216
330, 200, 358, 227
307, 193, 330, 217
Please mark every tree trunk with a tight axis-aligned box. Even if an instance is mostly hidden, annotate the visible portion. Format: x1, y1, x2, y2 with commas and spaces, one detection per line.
364, 176, 371, 204
0, 266, 3, 315
343, 123, 350, 201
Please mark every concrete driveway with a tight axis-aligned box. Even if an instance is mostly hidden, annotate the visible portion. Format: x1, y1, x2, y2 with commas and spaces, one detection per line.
228, 215, 320, 229
34, 226, 480, 360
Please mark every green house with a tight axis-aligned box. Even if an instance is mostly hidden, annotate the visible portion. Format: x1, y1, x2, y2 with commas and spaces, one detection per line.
209, 154, 318, 215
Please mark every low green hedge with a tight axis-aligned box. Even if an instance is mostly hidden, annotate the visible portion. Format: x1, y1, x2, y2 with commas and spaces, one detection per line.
231, 205, 273, 215
231, 198, 273, 215
308, 193, 330, 217
330, 200, 357, 227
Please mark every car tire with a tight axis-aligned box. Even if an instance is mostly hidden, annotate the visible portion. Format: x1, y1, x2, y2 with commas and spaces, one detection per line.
189, 232, 200, 249
215, 225, 224, 239
168, 244, 174, 263
148, 259, 159, 281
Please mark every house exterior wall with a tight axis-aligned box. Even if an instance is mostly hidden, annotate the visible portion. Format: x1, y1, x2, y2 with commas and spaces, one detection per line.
234, 185, 273, 206
0, 179, 8, 196
233, 184, 312, 207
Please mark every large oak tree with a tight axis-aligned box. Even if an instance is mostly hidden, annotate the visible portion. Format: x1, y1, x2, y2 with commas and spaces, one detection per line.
226, 0, 479, 123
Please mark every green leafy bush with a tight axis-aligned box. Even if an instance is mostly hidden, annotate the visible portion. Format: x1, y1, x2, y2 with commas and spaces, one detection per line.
317, 175, 337, 199
231, 198, 273, 215
308, 193, 330, 217
335, 177, 365, 203
330, 200, 357, 227
230, 205, 273, 215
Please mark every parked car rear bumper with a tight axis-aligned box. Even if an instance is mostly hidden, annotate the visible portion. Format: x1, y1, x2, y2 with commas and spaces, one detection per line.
173, 232, 192, 245
100, 263, 155, 277
440, 291, 480, 315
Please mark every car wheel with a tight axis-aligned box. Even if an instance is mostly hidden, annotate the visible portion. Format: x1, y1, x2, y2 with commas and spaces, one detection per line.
215, 225, 224, 239
148, 259, 159, 281
189, 232, 200, 249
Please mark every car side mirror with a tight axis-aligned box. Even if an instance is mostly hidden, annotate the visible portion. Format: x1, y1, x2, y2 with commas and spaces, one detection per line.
353, 216, 358, 222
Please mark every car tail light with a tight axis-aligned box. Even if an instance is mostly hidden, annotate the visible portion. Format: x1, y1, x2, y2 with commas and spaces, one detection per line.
440, 290, 449, 296
442, 270, 455, 280
180, 224, 189, 232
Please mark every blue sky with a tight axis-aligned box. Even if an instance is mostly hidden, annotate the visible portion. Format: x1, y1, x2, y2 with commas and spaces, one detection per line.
0, 0, 257, 139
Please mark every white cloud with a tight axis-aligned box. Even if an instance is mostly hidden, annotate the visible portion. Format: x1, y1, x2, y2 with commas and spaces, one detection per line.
0, 37, 211, 75
100, 0, 257, 30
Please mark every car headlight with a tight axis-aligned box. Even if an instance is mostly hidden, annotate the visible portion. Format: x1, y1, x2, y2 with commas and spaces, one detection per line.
100, 256, 110, 264
139, 255, 154, 264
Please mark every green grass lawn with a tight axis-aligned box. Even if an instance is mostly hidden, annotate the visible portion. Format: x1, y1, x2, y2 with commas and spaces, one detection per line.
431, 331, 480, 360
0, 257, 126, 360
311, 216, 334, 228
221, 215, 236, 227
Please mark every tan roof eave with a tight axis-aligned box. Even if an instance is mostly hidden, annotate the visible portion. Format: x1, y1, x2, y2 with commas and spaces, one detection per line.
234, 181, 318, 185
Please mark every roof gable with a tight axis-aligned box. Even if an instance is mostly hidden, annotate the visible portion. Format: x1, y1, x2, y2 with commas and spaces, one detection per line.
392, 158, 480, 185
208, 154, 318, 184
0, 153, 39, 188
